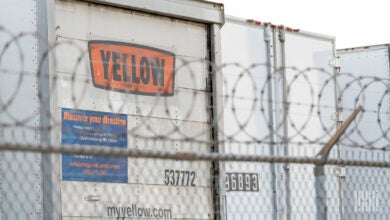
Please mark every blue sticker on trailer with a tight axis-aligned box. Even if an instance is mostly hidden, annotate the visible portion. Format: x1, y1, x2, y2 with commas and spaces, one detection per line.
61, 108, 128, 183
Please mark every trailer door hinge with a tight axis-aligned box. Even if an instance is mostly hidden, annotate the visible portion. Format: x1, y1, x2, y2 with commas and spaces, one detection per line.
330, 112, 343, 123
84, 195, 100, 202
263, 24, 272, 42
334, 166, 346, 177
329, 56, 341, 71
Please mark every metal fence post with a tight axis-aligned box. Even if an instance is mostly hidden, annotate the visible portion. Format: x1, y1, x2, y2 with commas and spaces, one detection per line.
314, 165, 327, 220
264, 23, 278, 220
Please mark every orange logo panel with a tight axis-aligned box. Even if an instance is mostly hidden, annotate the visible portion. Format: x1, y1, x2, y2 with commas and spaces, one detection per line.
88, 41, 175, 96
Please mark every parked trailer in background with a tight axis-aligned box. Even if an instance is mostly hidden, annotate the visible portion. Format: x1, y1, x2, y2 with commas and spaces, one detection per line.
338, 45, 390, 219
0, 0, 224, 219
220, 16, 341, 220
338, 44, 390, 150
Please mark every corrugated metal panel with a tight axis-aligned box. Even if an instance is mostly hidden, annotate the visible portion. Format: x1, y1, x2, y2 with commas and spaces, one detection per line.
55, 2, 207, 59
0, 0, 42, 219
54, 0, 213, 219
56, 74, 210, 122
284, 31, 335, 152
81, 0, 224, 25
127, 116, 212, 187
61, 181, 213, 219
126, 116, 210, 147
53, 37, 208, 91
221, 20, 274, 220
283, 30, 337, 220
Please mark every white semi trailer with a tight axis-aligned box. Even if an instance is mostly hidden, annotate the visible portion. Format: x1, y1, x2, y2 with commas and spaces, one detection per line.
220, 17, 341, 220
0, 0, 224, 219
338, 45, 390, 220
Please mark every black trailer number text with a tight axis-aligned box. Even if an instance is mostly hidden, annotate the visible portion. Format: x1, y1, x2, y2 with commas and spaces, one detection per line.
164, 169, 196, 186
225, 173, 259, 192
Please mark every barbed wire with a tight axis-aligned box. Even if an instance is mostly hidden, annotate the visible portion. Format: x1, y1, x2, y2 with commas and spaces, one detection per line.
1, 7, 390, 220
1, 26, 390, 154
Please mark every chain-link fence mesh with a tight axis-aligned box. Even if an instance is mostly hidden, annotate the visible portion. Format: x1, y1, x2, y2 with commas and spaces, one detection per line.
1, 1, 390, 219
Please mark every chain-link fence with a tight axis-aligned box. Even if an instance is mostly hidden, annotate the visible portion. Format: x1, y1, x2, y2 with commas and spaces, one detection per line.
1, 1, 390, 219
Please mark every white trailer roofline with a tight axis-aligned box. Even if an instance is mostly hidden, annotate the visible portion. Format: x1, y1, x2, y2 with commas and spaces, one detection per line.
225, 15, 335, 43
80, 0, 225, 25
338, 44, 390, 53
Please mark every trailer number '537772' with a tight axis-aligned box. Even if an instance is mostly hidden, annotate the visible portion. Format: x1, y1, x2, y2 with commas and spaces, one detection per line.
88, 41, 175, 96
164, 169, 196, 186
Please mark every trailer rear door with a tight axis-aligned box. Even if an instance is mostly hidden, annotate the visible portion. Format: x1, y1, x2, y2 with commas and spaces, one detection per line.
51, 0, 223, 219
